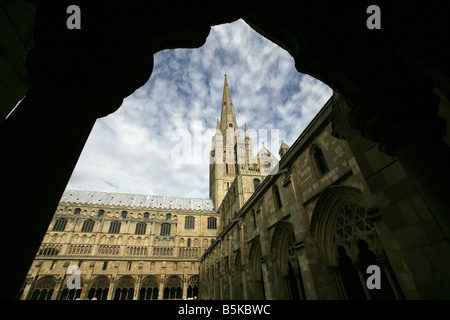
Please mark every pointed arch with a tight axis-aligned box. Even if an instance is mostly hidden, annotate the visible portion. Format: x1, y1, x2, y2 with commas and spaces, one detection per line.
310, 185, 401, 300
164, 275, 183, 299
30, 276, 57, 300
310, 185, 377, 264
271, 221, 305, 299
248, 239, 265, 299
88, 275, 110, 300
234, 249, 244, 300
139, 275, 159, 300
114, 275, 135, 300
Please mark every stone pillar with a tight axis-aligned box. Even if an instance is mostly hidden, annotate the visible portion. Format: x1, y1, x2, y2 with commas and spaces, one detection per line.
241, 265, 249, 299
182, 275, 188, 300
349, 75, 450, 240
158, 275, 165, 300
353, 262, 371, 300
106, 277, 115, 300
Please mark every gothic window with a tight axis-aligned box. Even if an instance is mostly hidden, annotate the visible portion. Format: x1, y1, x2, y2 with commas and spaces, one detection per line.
87, 276, 110, 300
334, 204, 375, 249
97, 209, 104, 217
108, 221, 121, 234
114, 276, 135, 300
121, 211, 128, 218
30, 276, 56, 300
160, 223, 171, 236
185, 216, 195, 229
166, 213, 171, 221
273, 185, 282, 209
207, 217, 217, 229
163, 276, 182, 299
313, 145, 329, 175
144, 212, 149, 219
52, 218, 67, 231
253, 179, 260, 192
139, 276, 159, 300
252, 209, 257, 230
81, 219, 95, 232
187, 276, 199, 299
135, 222, 147, 235
74, 208, 81, 215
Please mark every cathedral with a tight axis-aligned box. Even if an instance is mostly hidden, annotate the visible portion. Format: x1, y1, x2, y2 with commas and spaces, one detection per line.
3, 1, 450, 302
18, 76, 279, 300
19, 74, 448, 300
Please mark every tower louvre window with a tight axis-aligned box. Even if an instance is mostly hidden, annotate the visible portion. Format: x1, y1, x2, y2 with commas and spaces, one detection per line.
185, 216, 195, 229
81, 219, 95, 232
207, 217, 217, 229
53, 218, 67, 231
108, 221, 121, 234
160, 223, 171, 236
135, 222, 147, 235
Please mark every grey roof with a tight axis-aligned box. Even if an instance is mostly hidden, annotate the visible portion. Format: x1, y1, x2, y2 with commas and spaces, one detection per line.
61, 190, 215, 211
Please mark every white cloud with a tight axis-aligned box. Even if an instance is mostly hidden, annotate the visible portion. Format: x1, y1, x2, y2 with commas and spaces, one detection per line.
66, 19, 332, 199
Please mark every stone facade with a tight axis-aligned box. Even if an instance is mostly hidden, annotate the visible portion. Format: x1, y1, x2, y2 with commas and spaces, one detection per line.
199, 94, 434, 300
20, 75, 450, 300
20, 190, 219, 300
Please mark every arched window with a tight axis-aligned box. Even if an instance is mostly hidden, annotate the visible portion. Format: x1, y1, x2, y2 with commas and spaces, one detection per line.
160, 223, 171, 236
74, 208, 81, 215
108, 221, 121, 234
253, 179, 260, 192
60, 287, 82, 300
185, 216, 195, 229
97, 209, 104, 217
121, 211, 128, 218
187, 276, 199, 299
166, 213, 171, 221
163, 276, 182, 299
135, 222, 147, 235
207, 217, 217, 229
88, 276, 110, 300
273, 185, 282, 209
53, 218, 67, 231
30, 276, 56, 300
313, 145, 329, 175
144, 212, 149, 219
139, 276, 159, 300
81, 219, 95, 232
114, 276, 135, 300
187, 238, 191, 248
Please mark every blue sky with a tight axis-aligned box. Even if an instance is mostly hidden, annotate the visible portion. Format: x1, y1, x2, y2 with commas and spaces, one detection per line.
66, 19, 332, 199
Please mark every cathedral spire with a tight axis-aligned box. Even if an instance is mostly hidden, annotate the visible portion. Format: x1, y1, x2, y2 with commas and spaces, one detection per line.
220, 74, 238, 132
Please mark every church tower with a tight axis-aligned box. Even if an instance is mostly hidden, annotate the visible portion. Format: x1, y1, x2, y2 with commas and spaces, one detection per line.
210, 75, 241, 209
209, 75, 279, 210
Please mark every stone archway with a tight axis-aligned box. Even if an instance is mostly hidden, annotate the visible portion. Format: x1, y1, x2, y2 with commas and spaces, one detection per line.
163, 275, 183, 300
271, 221, 305, 300
2, 2, 450, 299
311, 186, 402, 300
248, 239, 265, 300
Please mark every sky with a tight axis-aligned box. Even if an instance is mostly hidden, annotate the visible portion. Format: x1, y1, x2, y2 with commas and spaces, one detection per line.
65, 19, 332, 199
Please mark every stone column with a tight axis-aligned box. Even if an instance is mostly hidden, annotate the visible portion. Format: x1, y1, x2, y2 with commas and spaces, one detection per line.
349, 75, 450, 239
353, 262, 371, 300
158, 274, 165, 300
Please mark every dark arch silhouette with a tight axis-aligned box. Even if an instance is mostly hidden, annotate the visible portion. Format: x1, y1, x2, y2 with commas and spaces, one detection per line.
2, 1, 450, 299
